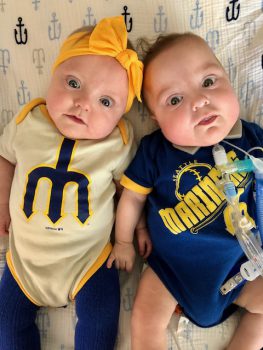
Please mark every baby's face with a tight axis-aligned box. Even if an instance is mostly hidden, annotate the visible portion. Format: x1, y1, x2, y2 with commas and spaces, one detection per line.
46, 55, 128, 140
143, 37, 240, 147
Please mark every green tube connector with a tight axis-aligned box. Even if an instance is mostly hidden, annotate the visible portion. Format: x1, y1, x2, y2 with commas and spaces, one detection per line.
220, 159, 254, 174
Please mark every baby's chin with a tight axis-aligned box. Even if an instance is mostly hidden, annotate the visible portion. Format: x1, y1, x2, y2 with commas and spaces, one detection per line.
164, 126, 234, 148
56, 127, 86, 140
172, 137, 226, 149
195, 129, 233, 147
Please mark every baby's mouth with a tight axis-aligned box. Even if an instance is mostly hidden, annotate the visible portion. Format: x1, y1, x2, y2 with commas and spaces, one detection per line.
198, 114, 218, 126
65, 114, 85, 125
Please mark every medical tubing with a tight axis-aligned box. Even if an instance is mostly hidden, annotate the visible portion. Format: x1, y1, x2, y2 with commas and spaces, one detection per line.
223, 174, 263, 275
228, 159, 254, 173
237, 225, 263, 275
212, 144, 254, 174
255, 170, 263, 238
226, 177, 263, 275
213, 143, 263, 276
224, 181, 236, 199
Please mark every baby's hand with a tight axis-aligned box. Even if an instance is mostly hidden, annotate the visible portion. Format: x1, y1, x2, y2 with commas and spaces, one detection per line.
135, 227, 152, 259
107, 241, 135, 272
0, 203, 10, 236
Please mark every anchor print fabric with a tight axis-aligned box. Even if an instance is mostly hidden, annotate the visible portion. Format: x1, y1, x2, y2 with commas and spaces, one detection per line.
0, 1, 262, 349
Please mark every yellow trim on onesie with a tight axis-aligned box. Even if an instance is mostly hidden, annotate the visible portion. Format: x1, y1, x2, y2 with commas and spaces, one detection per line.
16, 98, 46, 124
6, 251, 41, 306
39, 104, 52, 121
117, 119, 128, 145
120, 174, 152, 195
71, 242, 112, 300
7, 243, 113, 304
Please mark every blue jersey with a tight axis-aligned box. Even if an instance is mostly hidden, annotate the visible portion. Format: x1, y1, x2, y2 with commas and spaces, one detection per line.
121, 120, 263, 327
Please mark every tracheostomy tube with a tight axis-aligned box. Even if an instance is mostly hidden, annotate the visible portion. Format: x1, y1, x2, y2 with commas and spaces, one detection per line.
212, 143, 263, 279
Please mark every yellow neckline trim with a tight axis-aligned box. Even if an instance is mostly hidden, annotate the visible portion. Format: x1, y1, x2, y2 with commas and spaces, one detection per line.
117, 119, 128, 145
16, 98, 46, 124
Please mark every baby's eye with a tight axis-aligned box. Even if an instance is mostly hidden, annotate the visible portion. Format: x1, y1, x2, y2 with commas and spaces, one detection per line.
100, 97, 112, 107
67, 78, 80, 89
203, 77, 215, 88
168, 96, 183, 106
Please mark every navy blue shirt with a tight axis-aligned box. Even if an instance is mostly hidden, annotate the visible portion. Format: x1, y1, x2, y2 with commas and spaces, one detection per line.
122, 120, 263, 327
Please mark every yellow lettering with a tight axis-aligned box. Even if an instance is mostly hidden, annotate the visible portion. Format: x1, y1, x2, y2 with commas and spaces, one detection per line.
230, 173, 245, 186
184, 191, 209, 219
227, 150, 238, 162
175, 201, 198, 228
192, 186, 217, 212
159, 208, 186, 234
208, 167, 222, 183
226, 151, 249, 186
224, 202, 255, 235
199, 176, 224, 205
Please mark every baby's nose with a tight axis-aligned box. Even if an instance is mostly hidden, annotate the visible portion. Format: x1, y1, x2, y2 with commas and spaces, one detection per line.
192, 95, 209, 111
75, 94, 90, 111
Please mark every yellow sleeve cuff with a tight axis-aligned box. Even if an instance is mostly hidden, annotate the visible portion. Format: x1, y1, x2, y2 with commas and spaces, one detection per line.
120, 174, 152, 195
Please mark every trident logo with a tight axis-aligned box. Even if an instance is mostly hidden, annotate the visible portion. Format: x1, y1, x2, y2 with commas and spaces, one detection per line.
0, 49, 10, 74
23, 138, 91, 224
0, 0, 6, 12
32, 0, 40, 11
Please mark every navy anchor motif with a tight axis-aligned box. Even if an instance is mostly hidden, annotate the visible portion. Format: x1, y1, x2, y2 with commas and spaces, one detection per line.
226, 0, 240, 22
23, 138, 90, 224
154, 6, 167, 33
122, 6, 133, 32
17, 80, 31, 106
14, 17, 28, 44
190, 0, 203, 29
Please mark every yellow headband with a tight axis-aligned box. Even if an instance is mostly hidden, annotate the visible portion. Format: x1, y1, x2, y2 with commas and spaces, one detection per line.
52, 16, 143, 113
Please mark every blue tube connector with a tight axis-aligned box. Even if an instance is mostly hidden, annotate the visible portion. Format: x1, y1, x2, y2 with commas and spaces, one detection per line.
224, 181, 236, 200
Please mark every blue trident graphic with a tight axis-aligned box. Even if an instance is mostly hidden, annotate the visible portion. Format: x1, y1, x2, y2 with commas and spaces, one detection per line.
23, 138, 90, 224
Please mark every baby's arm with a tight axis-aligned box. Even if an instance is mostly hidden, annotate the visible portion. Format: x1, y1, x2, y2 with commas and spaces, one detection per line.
135, 212, 152, 259
0, 155, 15, 236
107, 188, 147, 272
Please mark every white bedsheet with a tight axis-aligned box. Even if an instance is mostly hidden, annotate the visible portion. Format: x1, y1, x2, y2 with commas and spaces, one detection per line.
0, 1, 262, 349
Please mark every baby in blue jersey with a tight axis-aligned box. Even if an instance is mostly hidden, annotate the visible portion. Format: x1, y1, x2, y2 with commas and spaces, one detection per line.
107, 33, 263, 349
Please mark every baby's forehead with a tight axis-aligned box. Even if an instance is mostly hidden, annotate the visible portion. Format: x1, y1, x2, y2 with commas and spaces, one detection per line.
153, 38, 219, 69
143, 41, 225, 94
169, 36, 212, 56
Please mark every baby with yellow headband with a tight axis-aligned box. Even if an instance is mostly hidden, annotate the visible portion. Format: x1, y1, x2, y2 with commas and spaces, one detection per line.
0, 16, 150, 350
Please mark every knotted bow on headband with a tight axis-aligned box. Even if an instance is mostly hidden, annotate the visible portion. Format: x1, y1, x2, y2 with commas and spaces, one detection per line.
52, 16, 143, 112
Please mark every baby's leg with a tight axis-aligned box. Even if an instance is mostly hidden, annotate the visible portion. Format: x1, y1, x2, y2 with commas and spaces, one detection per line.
0, 264, 40, 350
75, 261, 120, 350
227, 276, 263, 350
131, 266, 177, 350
